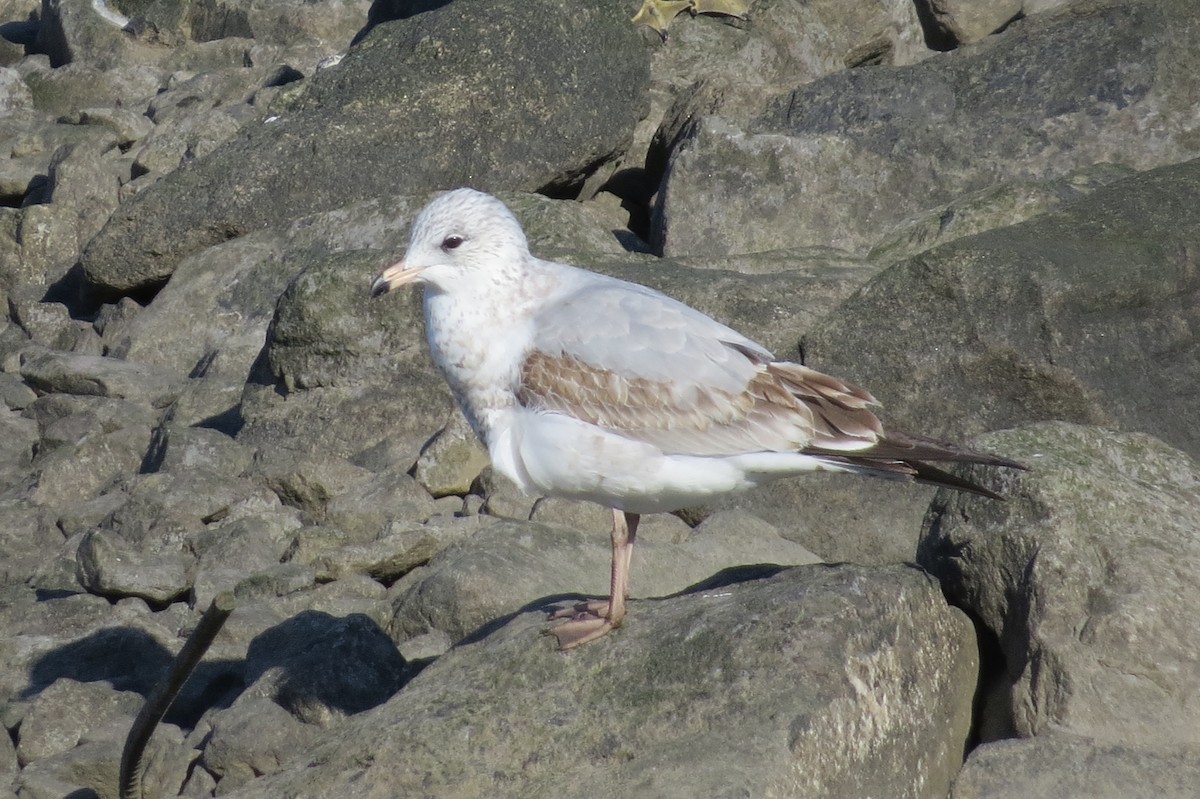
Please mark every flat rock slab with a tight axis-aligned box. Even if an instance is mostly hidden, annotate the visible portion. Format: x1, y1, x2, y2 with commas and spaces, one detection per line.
20, 350, 184, 408
223, 564, 978, 799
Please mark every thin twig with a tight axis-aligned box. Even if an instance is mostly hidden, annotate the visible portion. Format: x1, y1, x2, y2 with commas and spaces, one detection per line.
120, 591, 236, 799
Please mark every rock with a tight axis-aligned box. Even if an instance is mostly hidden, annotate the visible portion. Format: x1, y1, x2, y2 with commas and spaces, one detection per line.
867, 162, 1138, 263
124, 0, 369, 72
918, 422, 1200, 746
242, 610, 405, 725
6, 294, 89, 351
237, 248, 453, 472
323, 468, 437, 539
22, 392, 159, 444
101, 470, 283, 551
14, 677, 140, 764
29, 424, 151, 508
283, 516, 490, 583
14, 723, 191, 799
17, 55, 161, 116
0, 718, 14, 784
215, 565, 978, 799
198, 696, 324, 792
0, 405, 37, 481
803, 157, 1200, 459
252, 449, 375, 520
643, 0, 931, 186
0, 372, 36, 410
79, 0, 651, 296
110, 229, 291, 382
63, 106, 156, 147
189, 511, 305, 607
655, 2, 1200, 257
412, 410, 490, 498
702, 471, 940, 564
0, 501, 61, 587
75, 528, 195, 603
950, 732, 1200, 799
914, 0, 1022, 46
0, 588, 194, 713
390, 517, 822, 642
20, 350, 186, 407
144, 422, 256, 477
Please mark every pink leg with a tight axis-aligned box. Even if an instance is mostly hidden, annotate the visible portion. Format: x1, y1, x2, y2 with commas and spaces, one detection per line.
547, 510, 640, 649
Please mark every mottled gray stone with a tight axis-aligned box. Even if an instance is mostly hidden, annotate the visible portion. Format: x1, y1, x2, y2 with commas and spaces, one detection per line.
920, 422, 1200, 746
218, 565, 978, 799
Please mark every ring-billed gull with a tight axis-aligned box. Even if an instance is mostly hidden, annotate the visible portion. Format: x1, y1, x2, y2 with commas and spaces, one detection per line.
370, 188, 1023, 649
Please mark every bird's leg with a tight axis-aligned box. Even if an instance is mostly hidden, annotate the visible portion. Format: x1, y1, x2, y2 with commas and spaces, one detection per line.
547, 510, 640, 649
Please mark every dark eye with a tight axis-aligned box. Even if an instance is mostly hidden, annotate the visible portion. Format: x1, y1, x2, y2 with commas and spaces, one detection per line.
441, 235, 465, 251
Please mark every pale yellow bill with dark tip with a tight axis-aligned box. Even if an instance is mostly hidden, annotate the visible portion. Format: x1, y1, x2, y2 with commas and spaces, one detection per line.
369, 260, 424, 297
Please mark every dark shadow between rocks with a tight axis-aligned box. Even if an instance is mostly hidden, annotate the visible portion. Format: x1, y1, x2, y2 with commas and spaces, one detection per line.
21, 625, 245, 728
351, 0, 455, 45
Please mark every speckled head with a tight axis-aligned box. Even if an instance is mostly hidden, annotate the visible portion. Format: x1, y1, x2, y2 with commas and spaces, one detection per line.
369, 188, 531, 298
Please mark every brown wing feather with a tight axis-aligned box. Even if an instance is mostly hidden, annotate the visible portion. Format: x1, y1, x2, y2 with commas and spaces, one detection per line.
517, 349, 885, 456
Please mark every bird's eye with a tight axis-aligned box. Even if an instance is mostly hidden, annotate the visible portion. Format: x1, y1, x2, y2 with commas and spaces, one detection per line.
441, 235, 465, 251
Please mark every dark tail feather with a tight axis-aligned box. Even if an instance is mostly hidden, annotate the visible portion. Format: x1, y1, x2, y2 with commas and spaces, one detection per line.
806, 430, 1029, 500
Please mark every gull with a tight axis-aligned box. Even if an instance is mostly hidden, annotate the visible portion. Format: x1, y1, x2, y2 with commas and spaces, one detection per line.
370, 188, 1023, 649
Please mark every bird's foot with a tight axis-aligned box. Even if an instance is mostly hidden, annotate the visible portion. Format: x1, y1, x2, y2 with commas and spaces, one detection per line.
545, 611, 618, 650
545, 601, 622, 649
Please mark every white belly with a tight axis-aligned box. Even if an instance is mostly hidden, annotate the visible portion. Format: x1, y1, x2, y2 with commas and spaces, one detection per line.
489, 409, 840, 515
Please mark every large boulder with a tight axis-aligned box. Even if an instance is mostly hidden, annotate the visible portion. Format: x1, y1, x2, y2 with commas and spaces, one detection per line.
654, 0, 1200, 257
803, 157, 1200, 460
79, 0, 651, 297
221, 564, 979, 799
919, 422, 1200, 747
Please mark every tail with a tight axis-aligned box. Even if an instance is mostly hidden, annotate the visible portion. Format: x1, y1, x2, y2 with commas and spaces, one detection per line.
805, 430, 1028, 500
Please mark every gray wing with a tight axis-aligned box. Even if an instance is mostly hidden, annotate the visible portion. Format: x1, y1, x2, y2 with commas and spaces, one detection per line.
518, 275, 882, 456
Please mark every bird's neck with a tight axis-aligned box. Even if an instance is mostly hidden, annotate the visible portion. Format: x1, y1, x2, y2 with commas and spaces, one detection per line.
422, 270, 550, 443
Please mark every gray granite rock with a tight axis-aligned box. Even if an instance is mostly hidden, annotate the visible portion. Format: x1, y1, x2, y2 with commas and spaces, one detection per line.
803, 157, 1200, 459
656, 1, 1200, 257
914, 0, 1023, 46
75, 528, 195, 603
20, 350, 185, 407
919, 422, 1200, 746
220, 565, 978, 799
951, 732, 1200, 799
390, 517, 822, 642
14, 677, 140, 764
197, 696, 323, 792
236, 248, 453, 472
79, 0, 651, 296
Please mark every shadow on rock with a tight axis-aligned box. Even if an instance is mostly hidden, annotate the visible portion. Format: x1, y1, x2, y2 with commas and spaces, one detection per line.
242, 611, 407, 724
21, 626, 245, 728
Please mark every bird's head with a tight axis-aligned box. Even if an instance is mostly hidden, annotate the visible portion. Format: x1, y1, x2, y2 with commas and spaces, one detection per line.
370, 188, 530, 298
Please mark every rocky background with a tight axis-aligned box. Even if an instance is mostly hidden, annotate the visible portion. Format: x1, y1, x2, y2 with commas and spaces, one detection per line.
0, 0, 1197, 796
